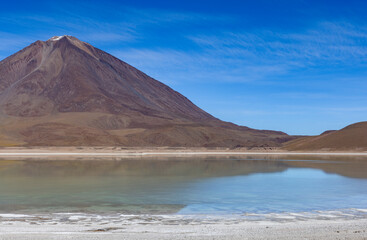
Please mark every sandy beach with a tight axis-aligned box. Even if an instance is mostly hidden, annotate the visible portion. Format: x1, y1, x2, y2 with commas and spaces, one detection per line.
1, 218, 367, 240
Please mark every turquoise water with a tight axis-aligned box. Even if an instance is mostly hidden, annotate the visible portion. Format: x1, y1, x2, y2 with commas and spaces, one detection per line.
0, 156, 367, 216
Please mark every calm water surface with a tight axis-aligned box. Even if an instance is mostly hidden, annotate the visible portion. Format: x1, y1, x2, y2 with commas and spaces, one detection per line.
1, 155, 367, 217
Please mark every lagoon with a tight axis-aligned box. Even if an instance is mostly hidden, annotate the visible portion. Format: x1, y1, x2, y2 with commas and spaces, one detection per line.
1, 156, 367, 221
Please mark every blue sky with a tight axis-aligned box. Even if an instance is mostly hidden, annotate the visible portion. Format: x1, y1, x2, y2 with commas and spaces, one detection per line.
1, 0, 366, 135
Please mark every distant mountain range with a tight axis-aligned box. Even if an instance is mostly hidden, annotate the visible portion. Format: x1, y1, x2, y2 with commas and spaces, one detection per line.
0, 36, 294, 147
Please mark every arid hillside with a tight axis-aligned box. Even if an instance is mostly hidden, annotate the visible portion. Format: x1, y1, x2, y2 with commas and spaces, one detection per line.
0, 36, 292, 147
283, 122, 367, 151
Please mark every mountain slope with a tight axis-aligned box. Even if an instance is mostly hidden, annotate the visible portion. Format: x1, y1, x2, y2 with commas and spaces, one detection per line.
283, 122, 367, 151
0, 36, 213, 120
0, 36, 291, 147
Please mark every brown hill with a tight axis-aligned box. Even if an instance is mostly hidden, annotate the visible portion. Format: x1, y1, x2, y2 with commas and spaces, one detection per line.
283, 122, 367, 151
0, 35, 291, 147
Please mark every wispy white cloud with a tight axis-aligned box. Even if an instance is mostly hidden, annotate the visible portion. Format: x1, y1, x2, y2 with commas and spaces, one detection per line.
324, 107, 367, 112
188, 21, 367, 66
119, 7, 233, 26
0, 5, 233, 47
270, 92, 333, 99
0, 32, 38, 59
108, 20, 367, 88
81, 32, 136, 43
113, 47, 290, 85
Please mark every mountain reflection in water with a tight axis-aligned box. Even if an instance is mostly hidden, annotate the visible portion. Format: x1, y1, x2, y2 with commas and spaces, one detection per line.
0, 155, 366, 215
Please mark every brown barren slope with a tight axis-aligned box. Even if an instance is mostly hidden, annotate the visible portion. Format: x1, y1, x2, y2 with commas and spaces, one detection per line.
283, 121, 367, 151
0, 35, 293, 147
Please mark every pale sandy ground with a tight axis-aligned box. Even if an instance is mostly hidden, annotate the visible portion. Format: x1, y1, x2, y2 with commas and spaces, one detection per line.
1, 219, 367, 240
0, 147, 366, 158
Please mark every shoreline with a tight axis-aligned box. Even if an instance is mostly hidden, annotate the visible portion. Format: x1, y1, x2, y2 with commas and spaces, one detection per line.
0, 147, 366, 158
1, 218, 367, 239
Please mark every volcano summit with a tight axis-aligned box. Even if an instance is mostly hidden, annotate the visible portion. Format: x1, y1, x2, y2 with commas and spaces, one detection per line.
0, 36, 291, 147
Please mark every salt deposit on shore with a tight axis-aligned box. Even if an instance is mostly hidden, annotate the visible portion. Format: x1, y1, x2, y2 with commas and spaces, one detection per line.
1, 218, 367, 240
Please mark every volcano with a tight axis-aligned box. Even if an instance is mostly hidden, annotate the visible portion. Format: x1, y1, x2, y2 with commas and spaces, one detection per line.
0, 35, 291, 147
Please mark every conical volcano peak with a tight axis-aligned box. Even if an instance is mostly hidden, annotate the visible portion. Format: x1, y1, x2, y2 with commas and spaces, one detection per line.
48, 35, 74, 41
45, 35, 97, 58
49, 36, 65, 41
47, 35, 84, 45
0, 35, 215, 120
48, 35, 81, 41
0, 36, 290, 147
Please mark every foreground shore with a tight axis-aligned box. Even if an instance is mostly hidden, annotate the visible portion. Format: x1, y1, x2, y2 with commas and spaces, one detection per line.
1, 219, 367, 240
0, 147, 366, 158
